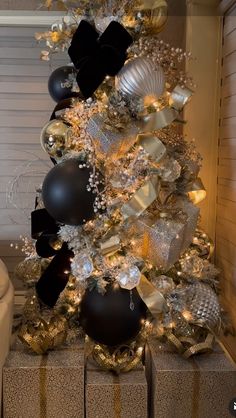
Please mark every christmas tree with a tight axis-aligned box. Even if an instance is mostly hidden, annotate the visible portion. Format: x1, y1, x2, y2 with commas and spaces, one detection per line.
15, 0, 226, 372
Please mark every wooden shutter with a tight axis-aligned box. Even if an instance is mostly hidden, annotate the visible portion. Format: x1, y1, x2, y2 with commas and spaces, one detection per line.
216, 4, 236, 341
0, 25, 67, 284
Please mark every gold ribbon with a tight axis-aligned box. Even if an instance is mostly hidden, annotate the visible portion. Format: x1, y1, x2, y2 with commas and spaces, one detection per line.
121, 175, 159, 219
87, 337, 145, 373
18, 315, 68, 355
100, 234, 121, 256
183, 333, 214, 358
137, 274, 167, 317
187, 178, 206, 205
169, 85, 193, 111
39, 354, 48, 418
142, 107, 179, 132
137, 133, 166, 162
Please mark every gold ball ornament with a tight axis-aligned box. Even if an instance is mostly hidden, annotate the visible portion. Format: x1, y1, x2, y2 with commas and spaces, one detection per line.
136, 0, 168, 34
40, 119, 71, 159
14, 257, 50, 287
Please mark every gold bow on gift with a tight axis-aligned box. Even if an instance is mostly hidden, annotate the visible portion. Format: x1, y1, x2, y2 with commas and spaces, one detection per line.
85, 335, 145, 373
18, 314, 68, 355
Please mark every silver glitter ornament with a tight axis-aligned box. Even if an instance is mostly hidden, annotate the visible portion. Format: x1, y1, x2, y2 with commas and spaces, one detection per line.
116, 57, 165, 99
117, 265, 141, 290
186, 283, 221, 332
40, 119, 71, 159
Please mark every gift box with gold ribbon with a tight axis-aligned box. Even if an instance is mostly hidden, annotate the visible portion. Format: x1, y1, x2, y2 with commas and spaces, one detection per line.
87, 113, 140, 157
3, 341, 84, 418
127, 197, 199, 270
86, 359, 148, 418
145, 340, 236, 418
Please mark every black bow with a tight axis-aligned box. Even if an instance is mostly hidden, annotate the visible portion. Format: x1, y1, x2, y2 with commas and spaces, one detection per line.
68, 20, 133, 99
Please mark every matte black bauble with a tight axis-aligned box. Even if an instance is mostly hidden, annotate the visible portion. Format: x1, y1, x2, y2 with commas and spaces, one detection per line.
42, 159, 101, 226
79, 284, 147, 346
48, 66, 77, 103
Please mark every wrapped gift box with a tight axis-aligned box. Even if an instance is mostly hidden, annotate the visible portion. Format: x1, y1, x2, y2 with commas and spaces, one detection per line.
86, 359, 148, 418
87, 113, 139, 157
145, 340, 236, 418
3, 342, 84, 418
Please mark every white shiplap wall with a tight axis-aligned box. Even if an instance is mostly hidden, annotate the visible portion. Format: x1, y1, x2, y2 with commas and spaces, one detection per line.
0, 25, 67, 284
216, 6, 236, 342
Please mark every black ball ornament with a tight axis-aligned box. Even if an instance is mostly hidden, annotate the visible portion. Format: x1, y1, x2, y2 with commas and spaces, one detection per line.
79, 284, 147, 346
48, 66, 77, 103
42, 159, 102, 226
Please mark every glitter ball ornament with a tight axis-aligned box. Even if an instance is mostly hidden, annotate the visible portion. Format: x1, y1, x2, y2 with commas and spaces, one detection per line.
117, 265, 141, 290
71, 253, 94, 281
14, 257, 50, 287
116, 57, 165, 99
152, 275, 175, 295
40, 119, 71, 159
186, 283, 221, 332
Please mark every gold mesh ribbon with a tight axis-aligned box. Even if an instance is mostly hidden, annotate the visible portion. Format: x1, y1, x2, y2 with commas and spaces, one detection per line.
121, 175, 159, 219
18, 315, 68, 355
137, 274, 168, 317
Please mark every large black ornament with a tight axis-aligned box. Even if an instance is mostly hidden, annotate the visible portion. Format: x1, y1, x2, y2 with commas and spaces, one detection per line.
68, 20, 133, 99
79, 284, 147, 346
48, 66, 77, 103
42, 159, 101, 225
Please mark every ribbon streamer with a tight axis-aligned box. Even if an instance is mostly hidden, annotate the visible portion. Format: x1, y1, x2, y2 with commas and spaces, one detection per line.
142, 107, 179, 132
187, 178, 206, 205
121, 175, 159, 219
169, 85, 193, 111
100, 234, 121, 256
137, 274, 167, 317
137, 133, 166, 162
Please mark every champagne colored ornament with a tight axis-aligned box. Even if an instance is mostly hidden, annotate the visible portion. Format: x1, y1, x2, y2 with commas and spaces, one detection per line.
116, 57, 165, 99
40, 119, 71, 159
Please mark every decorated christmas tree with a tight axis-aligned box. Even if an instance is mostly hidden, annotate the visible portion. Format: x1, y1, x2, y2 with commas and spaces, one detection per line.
14, 0, 227, 372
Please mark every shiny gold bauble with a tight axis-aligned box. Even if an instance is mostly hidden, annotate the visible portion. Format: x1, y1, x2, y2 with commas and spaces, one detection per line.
137, 0, 168, 34
40, 119, 71, 159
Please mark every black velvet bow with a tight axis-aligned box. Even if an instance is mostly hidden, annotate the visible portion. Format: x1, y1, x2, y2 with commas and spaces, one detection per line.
31, 208, 74, 307
68, 20, 133, 99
